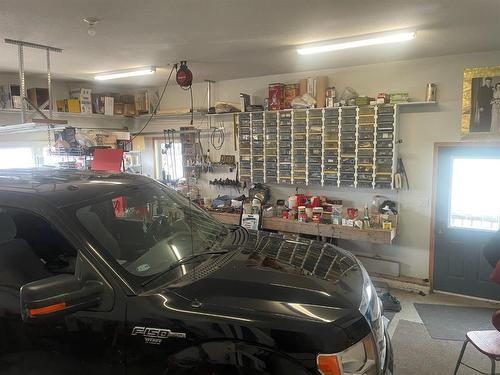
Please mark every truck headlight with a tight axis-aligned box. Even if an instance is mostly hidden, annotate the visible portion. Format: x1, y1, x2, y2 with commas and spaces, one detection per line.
317, 335, 377, 375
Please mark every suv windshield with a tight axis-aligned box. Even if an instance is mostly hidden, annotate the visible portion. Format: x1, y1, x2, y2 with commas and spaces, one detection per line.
71, 182, 228, 286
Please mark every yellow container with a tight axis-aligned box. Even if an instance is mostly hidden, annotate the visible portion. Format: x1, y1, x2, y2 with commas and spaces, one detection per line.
67, 98, 81, 113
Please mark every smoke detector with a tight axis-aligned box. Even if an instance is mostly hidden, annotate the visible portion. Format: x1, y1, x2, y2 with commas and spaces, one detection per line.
83, 17, 100, 36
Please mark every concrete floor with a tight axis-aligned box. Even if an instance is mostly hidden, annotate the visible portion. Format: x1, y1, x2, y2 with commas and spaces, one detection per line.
386, 289, 500, 337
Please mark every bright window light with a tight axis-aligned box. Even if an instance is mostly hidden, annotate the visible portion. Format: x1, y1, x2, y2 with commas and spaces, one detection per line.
94, 66, 156, 81
297, 30, 416, 55
0, 147, 34, 169
449, 158, 500, 231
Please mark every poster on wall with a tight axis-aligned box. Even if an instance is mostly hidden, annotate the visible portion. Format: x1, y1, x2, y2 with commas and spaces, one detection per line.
461, 66, 500, 137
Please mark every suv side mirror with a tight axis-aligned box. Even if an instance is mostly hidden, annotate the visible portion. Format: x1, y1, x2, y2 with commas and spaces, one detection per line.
20, 274, 103, 321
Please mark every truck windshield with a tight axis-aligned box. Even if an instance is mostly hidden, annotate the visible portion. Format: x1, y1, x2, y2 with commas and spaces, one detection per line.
72, 182, 228, 283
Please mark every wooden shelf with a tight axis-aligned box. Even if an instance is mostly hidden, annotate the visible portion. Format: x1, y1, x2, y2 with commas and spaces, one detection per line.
394, 101, 437, 107
209, 212, 397, 245
0, 108, 131, 121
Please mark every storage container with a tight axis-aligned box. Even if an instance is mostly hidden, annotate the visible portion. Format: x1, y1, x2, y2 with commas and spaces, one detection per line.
341, 132, 356, 140
377, 140, 393, 149
358, 115, 375, 124
324, 165, 338, 172
324, 108, 339, 117
358, 132, 374, 140
309, 125, 322, 134
294, 148, 306, 155
358, 107, 375, 116
293, 110, 307, 119
310, 149, 322, 158
324, 117, 339, 125
294, 133, 306, 141
309, 141, 322, 149
308, 109, 323, 117
294, 125, 306, 133
358, 173, 373, 181
279, 148, 291, 155
357, 165, 373, 173
375, 174, 393, 183
377, 105, 394, 114
358, 157, 373, 165
357, 149, 374, 157
377, 130, 394, 140
341, 108, 356, 117
341, 116, 356, 125
341, 124, 356, 132
358, 141, 374, 149
376, 149, 393, 157
279, 133, 292, 141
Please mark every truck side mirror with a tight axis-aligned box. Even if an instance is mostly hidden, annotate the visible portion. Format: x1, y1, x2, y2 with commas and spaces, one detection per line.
20, 274, 103, 321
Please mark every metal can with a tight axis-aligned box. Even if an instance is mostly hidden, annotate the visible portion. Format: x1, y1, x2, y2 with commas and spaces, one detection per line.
425, 83, 437, 102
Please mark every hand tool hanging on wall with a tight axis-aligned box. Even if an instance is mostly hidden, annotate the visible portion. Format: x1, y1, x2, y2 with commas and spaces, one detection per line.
394, 158, 409, 190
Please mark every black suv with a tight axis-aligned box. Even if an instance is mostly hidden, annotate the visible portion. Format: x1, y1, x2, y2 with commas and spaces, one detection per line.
0, 169, 393, 375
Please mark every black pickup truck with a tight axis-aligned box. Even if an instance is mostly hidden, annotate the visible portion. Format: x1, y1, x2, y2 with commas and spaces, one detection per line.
0, 169, 393, 375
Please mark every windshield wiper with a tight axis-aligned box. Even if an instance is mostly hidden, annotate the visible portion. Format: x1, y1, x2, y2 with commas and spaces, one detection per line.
141, 250, 230, 287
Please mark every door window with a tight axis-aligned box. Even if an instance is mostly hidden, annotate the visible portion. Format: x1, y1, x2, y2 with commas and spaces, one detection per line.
449, 158, 500, 231
154, 140, 183, 181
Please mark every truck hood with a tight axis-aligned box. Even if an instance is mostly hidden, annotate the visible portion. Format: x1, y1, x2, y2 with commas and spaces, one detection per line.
144, 231, 372, 354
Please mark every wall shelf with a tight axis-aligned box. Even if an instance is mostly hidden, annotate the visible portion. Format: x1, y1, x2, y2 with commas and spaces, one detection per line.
209, 212, 398, 245
395, 101, 438, 107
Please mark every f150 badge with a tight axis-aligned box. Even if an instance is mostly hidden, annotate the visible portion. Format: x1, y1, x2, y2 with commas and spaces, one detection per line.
132, 326, 186, 345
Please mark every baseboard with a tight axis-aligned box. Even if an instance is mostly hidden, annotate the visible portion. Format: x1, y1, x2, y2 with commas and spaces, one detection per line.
434, 289, 500, 304
370, 272, 431, 295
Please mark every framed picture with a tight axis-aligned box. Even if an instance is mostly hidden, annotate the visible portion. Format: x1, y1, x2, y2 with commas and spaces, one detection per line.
461, 66, 500, 136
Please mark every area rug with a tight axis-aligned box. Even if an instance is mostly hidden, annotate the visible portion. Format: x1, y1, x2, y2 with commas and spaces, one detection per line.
414, 303, 497, 341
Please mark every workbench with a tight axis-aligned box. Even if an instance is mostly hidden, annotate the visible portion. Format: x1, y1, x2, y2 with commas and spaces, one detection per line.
209, 212, 397, 245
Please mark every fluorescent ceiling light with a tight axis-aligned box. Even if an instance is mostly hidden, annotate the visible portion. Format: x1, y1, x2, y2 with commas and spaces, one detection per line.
94, 66, 156, 81
297, 30, 416, 55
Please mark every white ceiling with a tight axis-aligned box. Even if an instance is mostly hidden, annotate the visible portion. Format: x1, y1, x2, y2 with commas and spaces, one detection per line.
0, 0, 499, 87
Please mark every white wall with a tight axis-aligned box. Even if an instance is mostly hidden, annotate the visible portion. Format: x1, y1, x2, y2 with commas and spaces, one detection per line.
136, 50, 500, 280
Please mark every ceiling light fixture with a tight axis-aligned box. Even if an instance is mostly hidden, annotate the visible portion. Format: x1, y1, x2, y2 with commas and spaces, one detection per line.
297, 29, 416, 55
83, 17, 100, 37
94, 66, 157, 81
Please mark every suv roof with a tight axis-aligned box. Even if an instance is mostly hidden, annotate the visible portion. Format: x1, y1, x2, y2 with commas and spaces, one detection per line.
0, 168, 151, 207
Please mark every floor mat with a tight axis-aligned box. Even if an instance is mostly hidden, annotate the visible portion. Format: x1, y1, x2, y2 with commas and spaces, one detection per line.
392, 320, 491, 375
414, 303, 497, 341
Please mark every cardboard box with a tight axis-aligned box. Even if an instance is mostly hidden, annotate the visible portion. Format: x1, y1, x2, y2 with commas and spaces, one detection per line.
56, 99, 81, 113
114, 103, 124, 115
123, 103, 135, 116
27, 87, 49, 109
268, 83, 284, 110
104, 97, 114, 116
70, 88, 92, 114
92, 94, 104, 114
134, 91, 149, 114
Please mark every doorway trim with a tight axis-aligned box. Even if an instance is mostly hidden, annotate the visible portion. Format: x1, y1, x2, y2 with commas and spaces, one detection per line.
429, 141, 500, 292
